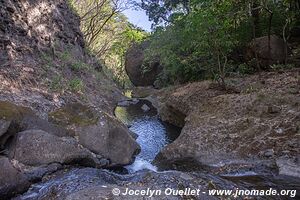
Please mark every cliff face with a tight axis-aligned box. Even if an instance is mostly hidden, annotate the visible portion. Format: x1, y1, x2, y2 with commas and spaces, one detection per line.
0, 0, 84, 65
0, 0, 123, 115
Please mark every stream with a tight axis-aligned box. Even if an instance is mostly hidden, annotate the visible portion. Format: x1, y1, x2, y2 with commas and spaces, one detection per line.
114, 96, 300, 199
114, 98, 180, 173
15, 97, 299, 199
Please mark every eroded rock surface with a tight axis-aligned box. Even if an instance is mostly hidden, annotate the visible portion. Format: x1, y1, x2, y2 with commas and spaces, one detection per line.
0, 101, 139, 198
9, 130, 106, 167
153, 70, 300, 176
0, 101, 69, 152
15, 168, 222, 200
276, 157, 300, 178
49, 103, 140, 166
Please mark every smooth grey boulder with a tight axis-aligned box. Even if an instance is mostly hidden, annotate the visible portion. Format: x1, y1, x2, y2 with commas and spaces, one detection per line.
75, 114, 140, 166
49, 103, 140, 167
9, 130, 106, 167
0, 157, 30, 199
0, 101, 69, 152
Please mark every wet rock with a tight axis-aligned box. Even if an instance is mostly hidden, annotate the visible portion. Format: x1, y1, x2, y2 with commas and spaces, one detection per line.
263, 149, 274, 158
24, 163, 63, 183
49, 103, 140, 166
16, 168, 219, 200
141, 104, 150, 112
0, 157, 30, 199
276, 157, 300, 178
125, 41, 162, 86
9, 130, 105, 167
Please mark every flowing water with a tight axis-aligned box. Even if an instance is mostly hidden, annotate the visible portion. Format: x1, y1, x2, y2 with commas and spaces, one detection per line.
114, 99, 181, 173
16, 97, 299, 199
114, 98, 300, 199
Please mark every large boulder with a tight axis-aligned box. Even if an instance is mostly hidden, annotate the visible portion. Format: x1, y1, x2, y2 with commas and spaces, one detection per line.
125, 41, 162, 86
245, 35, 291, 68
9, 130, 106, 167
0, 101, 33, 151
0, 119, 11, 140
0, 157, 30, 199
48, 103, 140, 166
0, 101, 69, 152
152, 71, 300, 176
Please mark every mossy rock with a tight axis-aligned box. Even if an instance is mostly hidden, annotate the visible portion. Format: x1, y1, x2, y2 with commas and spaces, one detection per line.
48, 103, 99, 127
0, 101, 33, 121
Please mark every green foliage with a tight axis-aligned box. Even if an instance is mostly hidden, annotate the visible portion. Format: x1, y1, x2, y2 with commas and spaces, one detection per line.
270, 63, 295, 70
70, 61, 89, 72
41, 52, 54, 73
67, 0, 300, 88
143, 0, 300, 86
56, 48, 91, 73
105, 25, 149, 87
59, 51, 71, 61
235, 63, 256, 75
50, 75, 63, 91
69, 0, 148, 88
69, 78, 84, 92
145, 0, 239, 84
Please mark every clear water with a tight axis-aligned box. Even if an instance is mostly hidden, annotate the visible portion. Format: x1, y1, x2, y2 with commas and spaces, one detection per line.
114, 99, 180, 173
114, 98, 300, 198
16, 98, 300, 199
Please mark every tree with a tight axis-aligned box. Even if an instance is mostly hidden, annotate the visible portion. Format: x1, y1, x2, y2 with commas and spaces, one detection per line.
69, 0, 134, 57
139, 0, 190, 24
109, 24, 148, 86
69, 0, 148, 88
144, 0, 239, 86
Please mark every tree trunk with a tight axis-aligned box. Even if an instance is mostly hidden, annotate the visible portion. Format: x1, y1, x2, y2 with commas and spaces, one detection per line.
250, 0, 261, 71
217, 53, 226, 90
283, 20, 289, 65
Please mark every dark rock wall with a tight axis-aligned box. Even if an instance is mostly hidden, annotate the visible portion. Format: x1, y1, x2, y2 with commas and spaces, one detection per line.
0, 0, 84, 67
